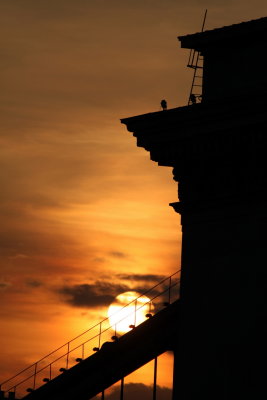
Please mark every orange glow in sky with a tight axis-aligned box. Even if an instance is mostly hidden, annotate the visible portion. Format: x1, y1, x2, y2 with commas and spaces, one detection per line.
0, 0, 266, 391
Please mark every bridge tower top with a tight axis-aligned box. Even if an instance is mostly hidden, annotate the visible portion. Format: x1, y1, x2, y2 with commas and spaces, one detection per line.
179, 16, 267, 103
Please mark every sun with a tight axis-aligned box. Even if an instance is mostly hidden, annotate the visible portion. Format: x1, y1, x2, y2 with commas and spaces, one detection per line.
108, 291, 153, 334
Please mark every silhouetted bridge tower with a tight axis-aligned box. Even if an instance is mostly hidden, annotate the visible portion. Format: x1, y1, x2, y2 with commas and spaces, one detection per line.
122, 16, 267, 399
1, 16, 267, 400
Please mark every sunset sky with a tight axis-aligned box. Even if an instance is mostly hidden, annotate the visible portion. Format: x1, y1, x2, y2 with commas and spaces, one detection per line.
1, 0, 267, 394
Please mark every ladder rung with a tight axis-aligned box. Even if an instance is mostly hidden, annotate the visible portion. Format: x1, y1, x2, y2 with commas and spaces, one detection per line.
188, 67, 203, 71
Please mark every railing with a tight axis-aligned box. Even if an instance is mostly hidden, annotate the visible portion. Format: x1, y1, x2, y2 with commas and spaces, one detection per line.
0, 270, 180, 399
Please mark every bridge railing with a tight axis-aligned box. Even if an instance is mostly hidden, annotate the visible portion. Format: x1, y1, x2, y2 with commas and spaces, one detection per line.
0, 270, 180, 398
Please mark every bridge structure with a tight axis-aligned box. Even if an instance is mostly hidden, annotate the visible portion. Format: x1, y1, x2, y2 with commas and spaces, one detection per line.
1, 16, 267, 400
0, 272, 180, 400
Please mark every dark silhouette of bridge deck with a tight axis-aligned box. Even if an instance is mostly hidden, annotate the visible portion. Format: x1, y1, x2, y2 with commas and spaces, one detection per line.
1, 272, 180, 399
22, 300, 179, 400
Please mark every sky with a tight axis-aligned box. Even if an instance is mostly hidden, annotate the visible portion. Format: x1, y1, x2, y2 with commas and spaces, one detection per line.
0, 0, 267, 395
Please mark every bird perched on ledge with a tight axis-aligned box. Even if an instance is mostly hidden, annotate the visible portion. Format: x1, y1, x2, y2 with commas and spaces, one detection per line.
161, 99, 167, 110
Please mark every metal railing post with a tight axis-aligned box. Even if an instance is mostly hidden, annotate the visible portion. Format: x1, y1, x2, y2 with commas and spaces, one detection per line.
98, 322, 102, 349
33, 363, 37, 389
66, 342, 70, 369
168, 276, 172, 304
153, 357, 157, 400
134, 300, 137, 326
82, 343, 85, 360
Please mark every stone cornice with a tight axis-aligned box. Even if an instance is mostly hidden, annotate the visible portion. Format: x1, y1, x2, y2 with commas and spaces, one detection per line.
121, 95, 267, 168
122, 96, 267, 219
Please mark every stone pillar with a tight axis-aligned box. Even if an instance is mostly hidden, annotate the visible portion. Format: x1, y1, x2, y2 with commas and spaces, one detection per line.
170, 117, 267, 399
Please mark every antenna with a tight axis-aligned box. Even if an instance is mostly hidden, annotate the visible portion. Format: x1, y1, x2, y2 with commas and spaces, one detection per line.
187, 9, 207, 105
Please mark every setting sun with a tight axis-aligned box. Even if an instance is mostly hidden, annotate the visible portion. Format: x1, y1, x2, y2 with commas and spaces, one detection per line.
108, 291, 153, 334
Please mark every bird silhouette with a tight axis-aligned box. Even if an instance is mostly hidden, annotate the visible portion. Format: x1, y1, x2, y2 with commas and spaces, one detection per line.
161, 99, 167, 110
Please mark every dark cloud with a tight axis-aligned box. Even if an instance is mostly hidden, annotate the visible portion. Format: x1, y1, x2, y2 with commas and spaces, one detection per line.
109, 251, 128, 259
57, 277, 174, 309
115, 274, 168, 304
105, 383, 172, 400
117, 273, 165, 282
25, 279, 43, 288
58, 281, 129, 308
0, 281, 11, 290
0, 229, 79, 259
93, 257, 106, 263
57, 275, 179, 314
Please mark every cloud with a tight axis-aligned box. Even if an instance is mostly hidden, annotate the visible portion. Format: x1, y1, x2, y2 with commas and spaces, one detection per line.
109, 251, 128, 259
25, 279, 43, 288
106, 383, 172, 400
0, 229, 79, 259
0, 280, 11, 290
114, 273, 168, 303
56, 274, 176, 312
117, 273, 165, 282
58, 281, 129, 308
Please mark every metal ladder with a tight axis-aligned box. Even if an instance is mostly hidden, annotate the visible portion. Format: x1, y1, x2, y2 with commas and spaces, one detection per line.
187, 10, 207, 105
